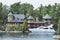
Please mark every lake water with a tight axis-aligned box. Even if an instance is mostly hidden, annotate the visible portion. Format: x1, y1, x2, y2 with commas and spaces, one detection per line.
0, 32, 54, 40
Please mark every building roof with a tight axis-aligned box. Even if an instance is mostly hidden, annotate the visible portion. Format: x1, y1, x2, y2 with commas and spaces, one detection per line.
12, 14, 25, 22
43, 14, 52, 19
8, 13, 34, 22
13, 14, 25, 20
27, 16, 34, 19
8, 12, 13, 16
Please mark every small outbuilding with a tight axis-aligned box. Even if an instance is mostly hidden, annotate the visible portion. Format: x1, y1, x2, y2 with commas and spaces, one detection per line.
27, 16, 35, 23
43, 14, 52, 24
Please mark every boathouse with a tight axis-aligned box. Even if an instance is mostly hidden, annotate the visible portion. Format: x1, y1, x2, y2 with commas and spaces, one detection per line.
7, 12, 52, 28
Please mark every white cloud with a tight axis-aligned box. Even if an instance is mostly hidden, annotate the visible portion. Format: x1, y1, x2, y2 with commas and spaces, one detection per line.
0, 0, 60, 9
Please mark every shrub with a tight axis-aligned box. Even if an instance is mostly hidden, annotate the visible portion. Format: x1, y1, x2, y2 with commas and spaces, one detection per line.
6, 24, 21, 31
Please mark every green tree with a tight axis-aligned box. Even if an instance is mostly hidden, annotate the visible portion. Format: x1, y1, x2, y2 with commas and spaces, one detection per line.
2, 5, 9, 24
38, 4, 44, 20
0, 2, 3, 20
21, 17, 28, 32
56, 19, 60, 35
10, 2, 34, 16
0, 2, 9, 25
10, 2, 21, 14
20, 3, 33, 16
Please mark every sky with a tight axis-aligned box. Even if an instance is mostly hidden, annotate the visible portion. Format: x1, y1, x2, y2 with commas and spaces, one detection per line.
0, 0, 60, 9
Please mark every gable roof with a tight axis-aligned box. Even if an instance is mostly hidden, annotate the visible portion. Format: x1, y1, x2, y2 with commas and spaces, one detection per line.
27, 16, 34, 19
43, 14, 52, 19
13, 14, 25, 19
8, 12, 13, 16
8, 13, 34, 22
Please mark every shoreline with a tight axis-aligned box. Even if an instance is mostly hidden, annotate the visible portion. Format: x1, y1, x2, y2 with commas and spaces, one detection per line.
0, 31, 30, 33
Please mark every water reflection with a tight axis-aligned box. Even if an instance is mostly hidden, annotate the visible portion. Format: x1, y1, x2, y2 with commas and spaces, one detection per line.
0, 32, 54, 40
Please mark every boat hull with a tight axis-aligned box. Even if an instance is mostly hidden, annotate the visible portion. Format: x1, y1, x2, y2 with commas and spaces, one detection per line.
29, 28, 56, 35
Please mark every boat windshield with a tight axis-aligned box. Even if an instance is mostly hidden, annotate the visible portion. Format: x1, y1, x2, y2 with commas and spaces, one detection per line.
43, 28, 48, 29
43, 27, 53, 29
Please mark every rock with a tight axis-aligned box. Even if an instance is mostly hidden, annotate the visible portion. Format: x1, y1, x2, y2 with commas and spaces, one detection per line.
53, 35, 60, 40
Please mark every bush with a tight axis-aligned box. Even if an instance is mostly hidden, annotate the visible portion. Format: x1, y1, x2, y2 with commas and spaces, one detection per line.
6, 24, 21, 31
